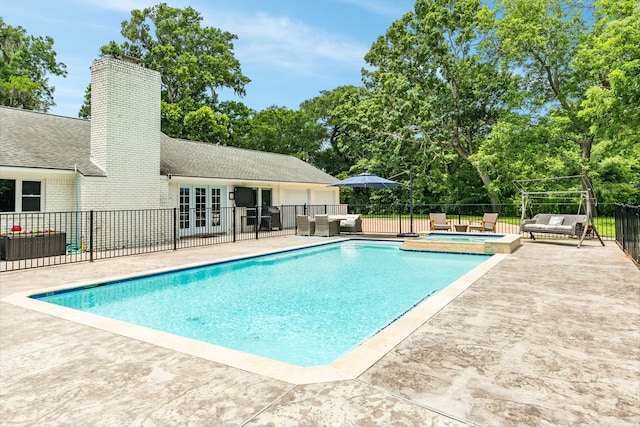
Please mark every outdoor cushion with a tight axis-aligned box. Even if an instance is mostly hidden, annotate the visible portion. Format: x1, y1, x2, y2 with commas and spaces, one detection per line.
548, 216, 564, 226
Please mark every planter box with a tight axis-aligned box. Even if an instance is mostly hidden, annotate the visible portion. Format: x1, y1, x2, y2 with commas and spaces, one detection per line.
0, 232, 67, 261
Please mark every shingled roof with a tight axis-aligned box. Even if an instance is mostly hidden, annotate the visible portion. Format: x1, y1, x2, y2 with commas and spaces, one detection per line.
161, 135, 336, 184
1, 107, 337, 184
0, 106, 104, 176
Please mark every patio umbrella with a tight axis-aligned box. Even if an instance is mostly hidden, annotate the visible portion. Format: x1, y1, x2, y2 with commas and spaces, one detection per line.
329, 172, 403, 190
329, 172, 417, 237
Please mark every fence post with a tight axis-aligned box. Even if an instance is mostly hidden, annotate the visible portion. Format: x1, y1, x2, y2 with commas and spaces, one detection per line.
173, 208, 177, 251
254, 205, 259, 239
89, 210, 94, 262
232, 207, 237, 242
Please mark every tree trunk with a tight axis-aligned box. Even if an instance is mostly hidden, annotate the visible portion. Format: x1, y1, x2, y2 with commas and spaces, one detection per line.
451, 131, 501, 210
477, 169, 501, 211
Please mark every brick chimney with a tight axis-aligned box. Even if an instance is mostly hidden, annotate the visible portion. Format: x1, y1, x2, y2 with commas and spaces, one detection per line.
87, 57, 162, 210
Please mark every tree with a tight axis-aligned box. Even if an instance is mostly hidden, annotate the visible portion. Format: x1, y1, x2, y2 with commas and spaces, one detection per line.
0, 17, 67, 111
183, 106, 230, 143
474, 113, 583, 203
575, 0, 640, 203
240, 106, 325, 163
492, 0, 593, 160
300, 86, 362, 176
216, 100, 254, 147
346, 0, 517, 207
81, 3, 250, 141
492, 0, 640, 203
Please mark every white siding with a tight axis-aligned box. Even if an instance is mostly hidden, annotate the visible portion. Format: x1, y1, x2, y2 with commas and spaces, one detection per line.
311, 189, 337, 205
281, 189, 310, 205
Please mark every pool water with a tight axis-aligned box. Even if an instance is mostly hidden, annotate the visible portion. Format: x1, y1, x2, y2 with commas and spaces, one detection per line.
417, 233, 505, 243
34, 240, 488, 367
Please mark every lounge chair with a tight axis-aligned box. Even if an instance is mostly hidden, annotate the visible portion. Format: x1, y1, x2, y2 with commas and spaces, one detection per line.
296, 215, 315, 236
314, 214, 340, 237
328, 214, 363, 233
469, 213, 499, 233
429, 213, 451, 231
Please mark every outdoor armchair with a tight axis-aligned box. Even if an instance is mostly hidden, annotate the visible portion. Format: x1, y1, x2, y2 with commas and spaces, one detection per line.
314, 215, 340, 237
469, 213, 499, 233
296, 215, 315, 236
429, 213, 451, 231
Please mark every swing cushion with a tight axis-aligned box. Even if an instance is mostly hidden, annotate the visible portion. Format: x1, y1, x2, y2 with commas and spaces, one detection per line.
520, 214, 587, 236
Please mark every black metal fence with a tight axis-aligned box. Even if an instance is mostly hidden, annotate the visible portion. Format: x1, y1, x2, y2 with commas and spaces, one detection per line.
0, 203, 621, 271
615, 204, 640, 265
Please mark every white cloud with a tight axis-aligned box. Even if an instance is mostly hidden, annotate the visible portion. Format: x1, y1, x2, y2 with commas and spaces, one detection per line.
205, 10, 368, 77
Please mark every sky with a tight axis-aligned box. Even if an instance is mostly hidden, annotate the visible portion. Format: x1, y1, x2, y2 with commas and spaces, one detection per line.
1, 0, 416, 118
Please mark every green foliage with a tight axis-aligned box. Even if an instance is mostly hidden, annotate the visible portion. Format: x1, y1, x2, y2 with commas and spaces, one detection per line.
183, 106, 230, 143
328, 0, 635, 206
78, 84, 91, 118
590, 139, 640, 204
0, 17, 67, 111
488, 0, 639, 203
474, 113, 583, 203
300, 86, 362, 175
335, 0, 517, 207
102, 3, 249, 105
239, 106, 325, 162
217, 100, 254, 147
576, 0, 640, 136
82, 3, 249, 142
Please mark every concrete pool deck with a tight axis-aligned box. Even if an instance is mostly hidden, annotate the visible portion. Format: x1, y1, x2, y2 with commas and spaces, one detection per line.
1, 237, 638, 426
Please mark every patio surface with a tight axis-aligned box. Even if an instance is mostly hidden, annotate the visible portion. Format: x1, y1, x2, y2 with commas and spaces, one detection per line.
1, 236, 638, 426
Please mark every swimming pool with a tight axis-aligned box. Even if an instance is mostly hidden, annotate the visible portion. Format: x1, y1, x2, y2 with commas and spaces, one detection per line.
401, 232, 522, 254
32, 240, 488, 368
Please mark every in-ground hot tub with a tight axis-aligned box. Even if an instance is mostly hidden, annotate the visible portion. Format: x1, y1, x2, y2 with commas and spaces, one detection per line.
400, 232, 521, 254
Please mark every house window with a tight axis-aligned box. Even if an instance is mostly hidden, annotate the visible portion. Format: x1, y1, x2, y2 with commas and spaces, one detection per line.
0, 179, 16, 212
0, 179, 41, 212
22, 181, 41, 212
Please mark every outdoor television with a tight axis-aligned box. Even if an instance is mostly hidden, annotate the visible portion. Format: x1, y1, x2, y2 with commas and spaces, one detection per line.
234, 187, 256, 207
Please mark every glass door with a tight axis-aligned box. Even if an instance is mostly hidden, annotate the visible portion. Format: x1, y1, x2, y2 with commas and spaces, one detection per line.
179, 185, 225, 236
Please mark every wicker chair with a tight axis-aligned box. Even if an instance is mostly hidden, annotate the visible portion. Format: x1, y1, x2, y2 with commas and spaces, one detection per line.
296, 215, 315, 236
469, 213, 499, 233
429, 213, 451, 231
314, 214, 340, 237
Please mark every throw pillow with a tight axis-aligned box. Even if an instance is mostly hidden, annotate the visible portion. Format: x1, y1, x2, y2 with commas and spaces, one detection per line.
548, 216, 564, 226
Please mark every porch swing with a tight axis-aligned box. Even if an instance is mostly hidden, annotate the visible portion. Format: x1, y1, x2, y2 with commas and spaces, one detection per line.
514, 175, 605, 248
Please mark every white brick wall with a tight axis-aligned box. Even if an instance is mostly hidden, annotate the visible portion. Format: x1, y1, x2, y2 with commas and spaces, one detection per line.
44, 177, 75, 212
86, 57, 162, 211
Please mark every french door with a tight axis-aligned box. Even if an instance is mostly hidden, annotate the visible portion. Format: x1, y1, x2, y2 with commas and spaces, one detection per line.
179, 185, 224, 236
